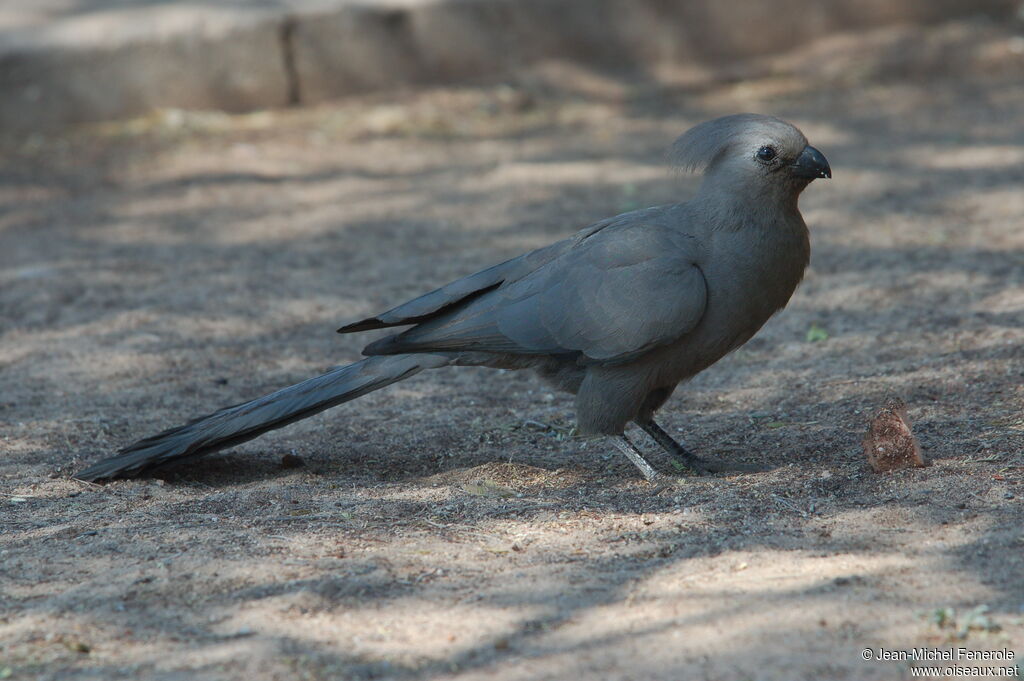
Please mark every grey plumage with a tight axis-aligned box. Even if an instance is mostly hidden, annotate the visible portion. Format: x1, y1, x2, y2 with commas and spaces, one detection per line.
75, 114, 830, 482
671, 113, 790, 172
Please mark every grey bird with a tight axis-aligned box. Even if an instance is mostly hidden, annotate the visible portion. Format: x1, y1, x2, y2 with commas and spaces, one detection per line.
75, 114, 830, 483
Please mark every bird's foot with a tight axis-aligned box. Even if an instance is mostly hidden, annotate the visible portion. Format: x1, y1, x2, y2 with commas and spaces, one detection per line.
636, 419, 765, 477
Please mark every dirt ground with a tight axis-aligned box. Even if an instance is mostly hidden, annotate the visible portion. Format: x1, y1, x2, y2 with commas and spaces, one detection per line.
2, 17, 1024, 681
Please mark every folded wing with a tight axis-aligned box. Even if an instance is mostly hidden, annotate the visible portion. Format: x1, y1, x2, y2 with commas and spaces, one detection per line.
363, 221, 708, 366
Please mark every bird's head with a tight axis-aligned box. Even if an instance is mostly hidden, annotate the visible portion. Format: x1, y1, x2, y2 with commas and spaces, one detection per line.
672, 114, 830, 200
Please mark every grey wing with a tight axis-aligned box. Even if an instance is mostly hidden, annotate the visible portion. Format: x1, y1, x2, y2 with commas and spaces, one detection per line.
365, 224, 708, 365
339, 234, 587, 334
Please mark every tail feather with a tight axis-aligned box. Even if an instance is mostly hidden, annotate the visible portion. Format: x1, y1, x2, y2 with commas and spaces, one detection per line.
75, 354, 448, 481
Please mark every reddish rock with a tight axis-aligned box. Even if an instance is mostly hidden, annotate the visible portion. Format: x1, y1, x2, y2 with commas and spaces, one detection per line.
863, 398, 927, 472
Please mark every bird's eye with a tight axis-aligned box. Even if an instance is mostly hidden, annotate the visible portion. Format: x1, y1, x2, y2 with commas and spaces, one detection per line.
756, 146, 777, 162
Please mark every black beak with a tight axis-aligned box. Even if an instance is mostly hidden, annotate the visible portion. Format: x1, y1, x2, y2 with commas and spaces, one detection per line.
790, 145, 831, 179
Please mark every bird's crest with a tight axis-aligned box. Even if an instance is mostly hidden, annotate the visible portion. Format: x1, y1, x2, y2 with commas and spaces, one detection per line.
670, 113, 797, 174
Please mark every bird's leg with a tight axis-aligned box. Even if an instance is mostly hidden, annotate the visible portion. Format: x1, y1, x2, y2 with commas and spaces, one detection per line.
610, 435, 661, 482
636, 419, 763, 475
636, 419, 715, 475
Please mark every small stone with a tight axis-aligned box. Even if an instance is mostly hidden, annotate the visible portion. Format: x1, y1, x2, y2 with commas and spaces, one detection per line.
1005, 493, 1015, 500
280, 453, 304, 469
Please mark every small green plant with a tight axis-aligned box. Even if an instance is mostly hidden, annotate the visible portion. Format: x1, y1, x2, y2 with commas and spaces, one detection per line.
806, 323, 829, 343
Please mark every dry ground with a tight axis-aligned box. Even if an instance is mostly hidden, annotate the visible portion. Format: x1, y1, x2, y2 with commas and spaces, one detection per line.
2, 17, 1024, 681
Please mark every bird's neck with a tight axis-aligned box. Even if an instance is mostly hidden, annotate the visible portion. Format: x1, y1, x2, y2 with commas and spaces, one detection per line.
692, 183, 806, 238
689, 182, 811, 297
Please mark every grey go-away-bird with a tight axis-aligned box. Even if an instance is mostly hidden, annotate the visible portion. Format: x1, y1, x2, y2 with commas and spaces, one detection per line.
75, 114, 830, 483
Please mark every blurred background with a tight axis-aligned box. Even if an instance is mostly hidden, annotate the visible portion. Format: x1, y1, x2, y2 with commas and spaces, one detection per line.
1, 0, 1021, 129
3, 2, 1024, 680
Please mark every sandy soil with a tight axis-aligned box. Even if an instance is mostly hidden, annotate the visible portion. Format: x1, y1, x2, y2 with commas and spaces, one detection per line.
2, 17, 1023, 681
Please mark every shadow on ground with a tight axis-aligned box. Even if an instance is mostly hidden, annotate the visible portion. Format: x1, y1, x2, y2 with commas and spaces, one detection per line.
2, 18, 1023, 681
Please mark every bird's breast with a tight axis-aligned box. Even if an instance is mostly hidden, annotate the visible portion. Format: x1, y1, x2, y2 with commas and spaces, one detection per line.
668, 222, 810, 376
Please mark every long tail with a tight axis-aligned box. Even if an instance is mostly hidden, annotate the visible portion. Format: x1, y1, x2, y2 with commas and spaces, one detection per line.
75, 354, 449, 481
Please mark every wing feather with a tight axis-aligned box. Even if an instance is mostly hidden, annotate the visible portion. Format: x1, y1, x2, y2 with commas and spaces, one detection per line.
366, 220, 708, 365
